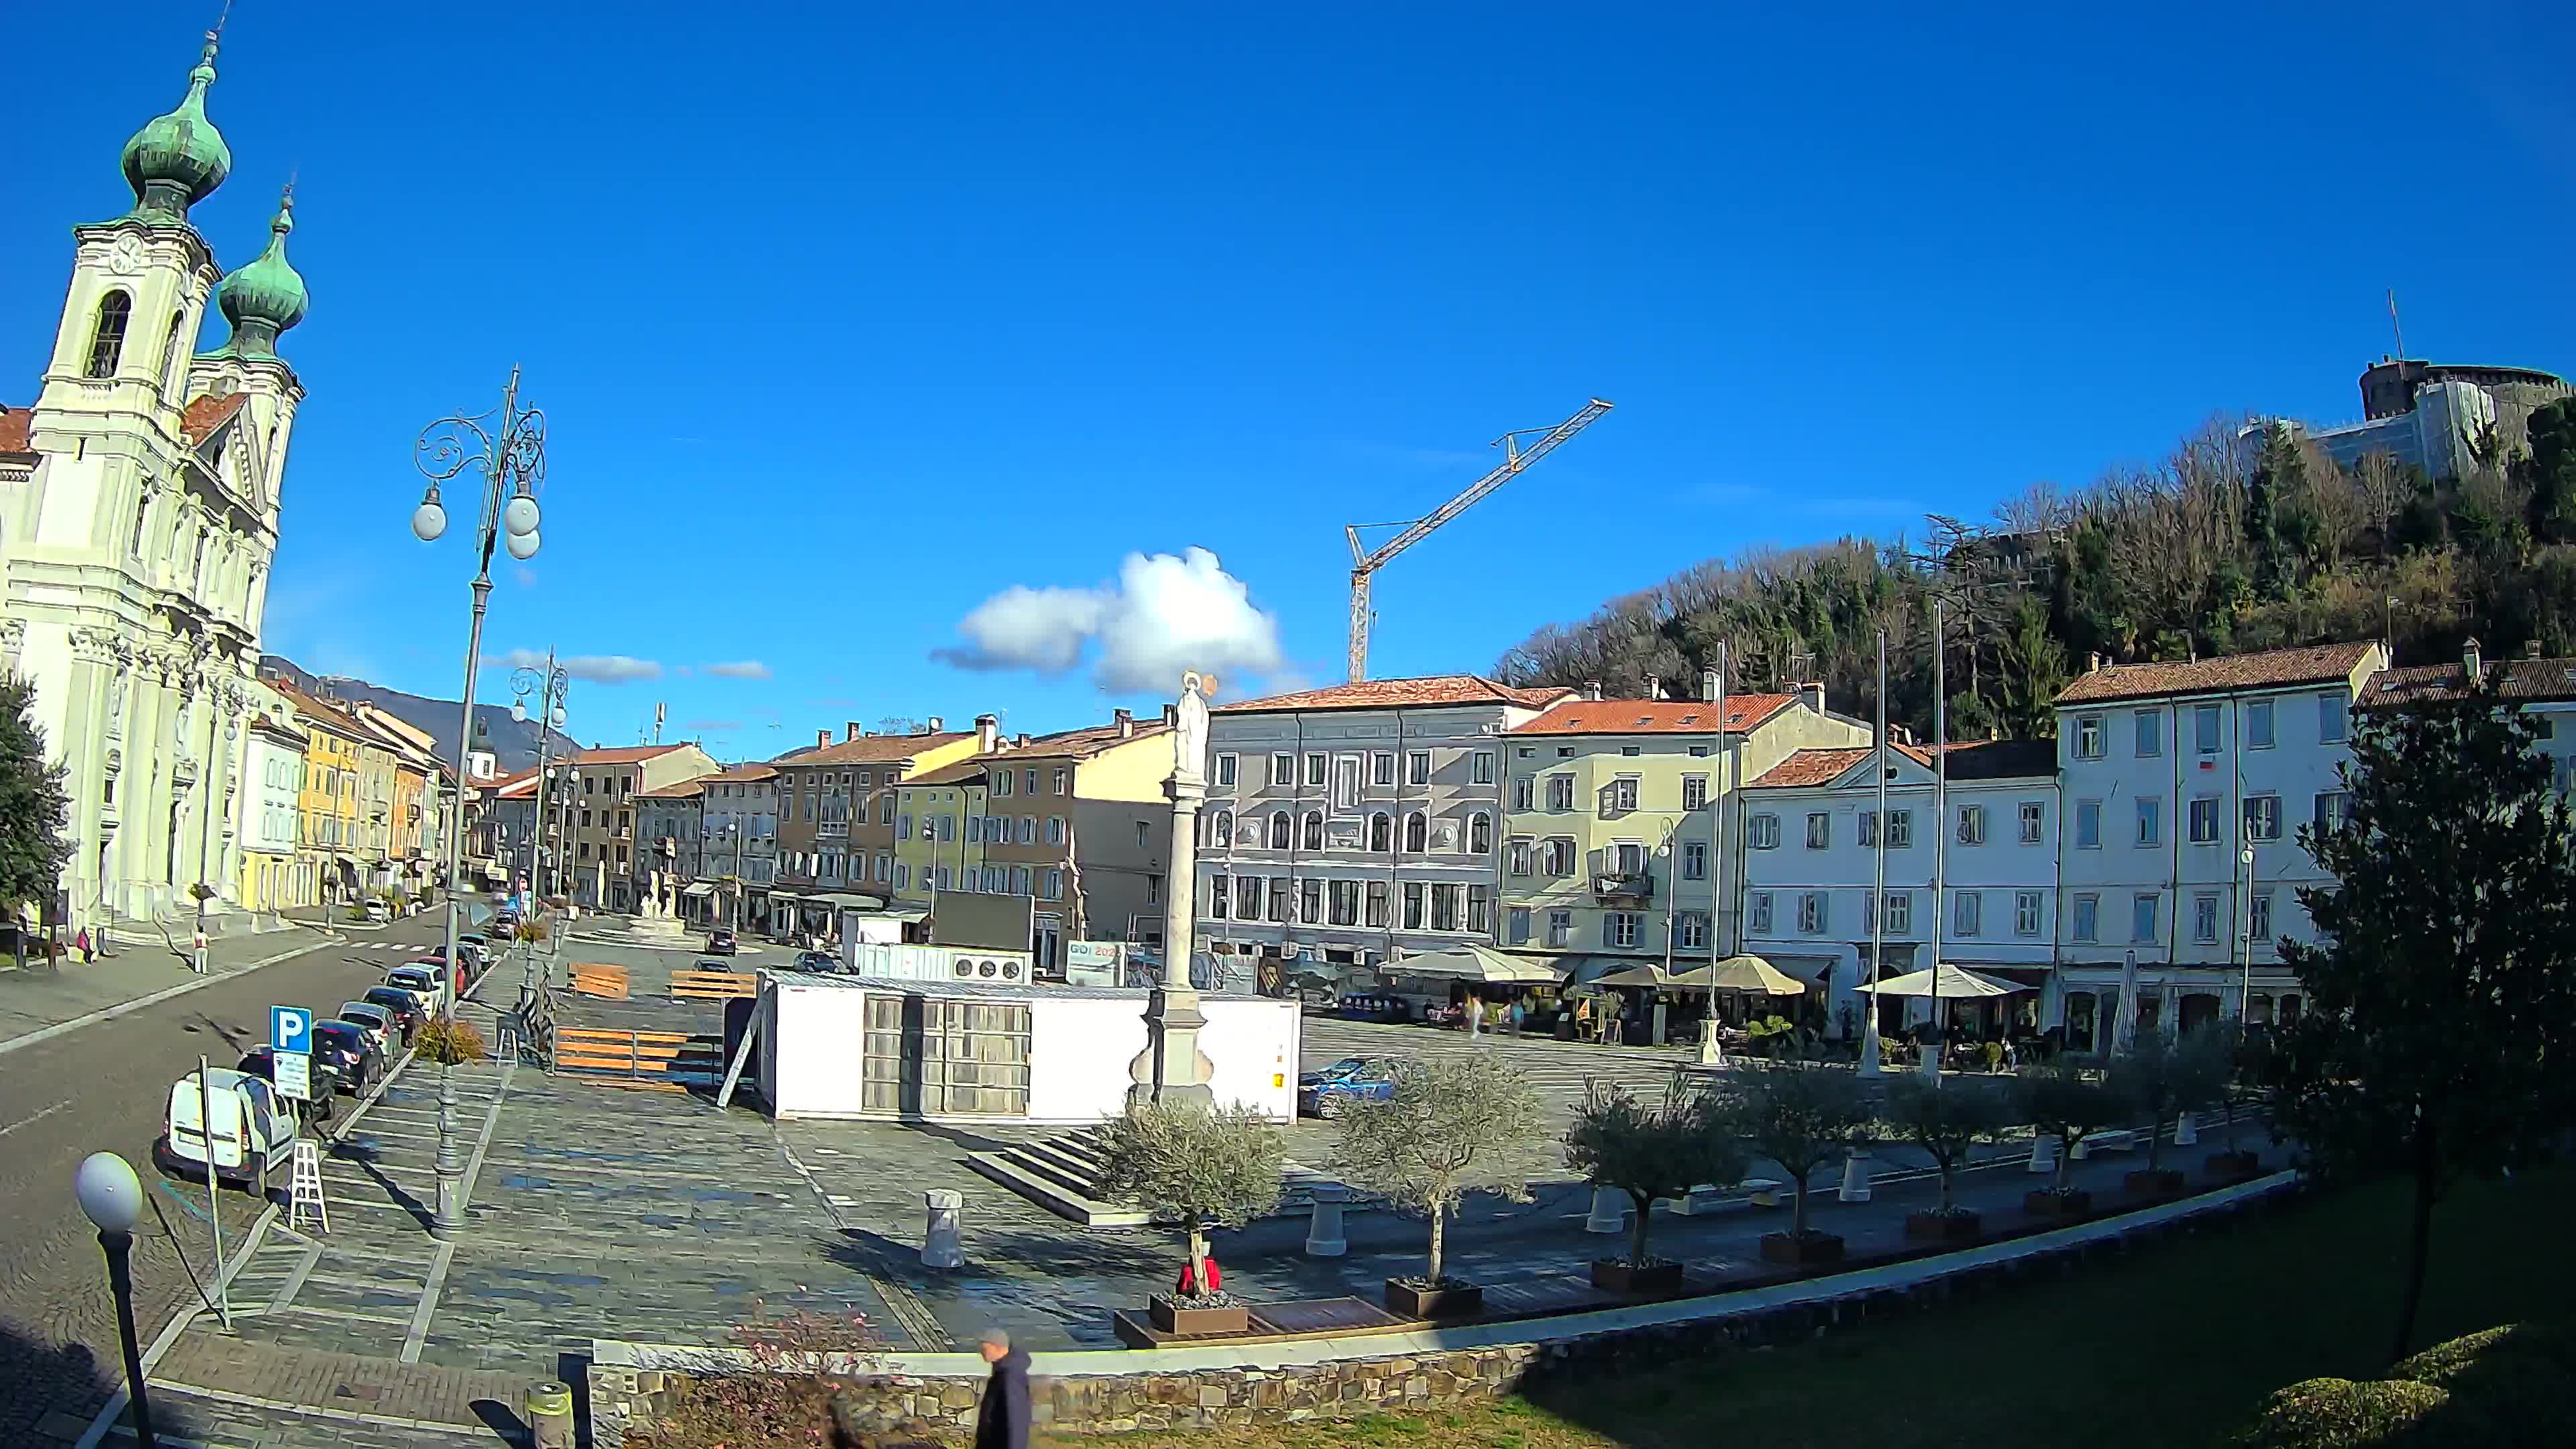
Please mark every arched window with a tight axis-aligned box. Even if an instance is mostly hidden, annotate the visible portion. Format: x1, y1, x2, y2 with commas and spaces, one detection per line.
1468, 812, 1492, 854
1268, 811, 1291, 849
1210, 809, 1232, 848
129, 494, 150, 557
158, 311, 186, 394
1301, 810, 1323, 851
1403, 811, 1428, 853
86, 291, 132, 378
1368, 812, 1391, 853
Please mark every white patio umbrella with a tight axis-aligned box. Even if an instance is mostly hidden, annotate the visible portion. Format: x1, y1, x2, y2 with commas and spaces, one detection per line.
1590, 963, 1676, 989
1670, 954, 1807, 996
1855, 962, 2021, 1000
1387, 943, 1562, 984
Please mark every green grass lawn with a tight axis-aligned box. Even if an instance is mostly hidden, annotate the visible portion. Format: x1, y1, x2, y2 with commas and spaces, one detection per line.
1057, 1167, 2575, 1449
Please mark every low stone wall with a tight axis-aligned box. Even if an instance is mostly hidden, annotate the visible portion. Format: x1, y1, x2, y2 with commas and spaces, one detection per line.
591, 1172, 2302, 1444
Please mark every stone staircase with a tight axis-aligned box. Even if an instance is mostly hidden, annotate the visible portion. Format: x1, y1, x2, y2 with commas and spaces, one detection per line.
968, 1126, 1340, 1228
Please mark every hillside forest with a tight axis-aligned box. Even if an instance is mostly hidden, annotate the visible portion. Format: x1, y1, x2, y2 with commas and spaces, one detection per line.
1492, 398, 2576, 742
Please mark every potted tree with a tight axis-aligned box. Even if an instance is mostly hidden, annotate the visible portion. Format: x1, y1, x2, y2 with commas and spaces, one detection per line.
1727, 1060, 1875, 1265
2201, 1020, 2266, 1179
1332, 1056, 1543, 1320
2108, 1024, 2192, 1196
2014, 1058, 2131, 1217
1886, 1074, 2010, 1241
1562, 1081, 1741, 1296
1094, 1100, 1285, 1337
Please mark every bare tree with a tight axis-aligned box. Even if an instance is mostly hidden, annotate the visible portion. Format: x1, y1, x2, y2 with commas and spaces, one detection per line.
2353, 451, 2408, 549
1332, 1057, 1544, 1287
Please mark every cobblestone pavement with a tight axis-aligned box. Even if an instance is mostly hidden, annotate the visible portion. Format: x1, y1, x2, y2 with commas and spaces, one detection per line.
0, 908, 489, 1447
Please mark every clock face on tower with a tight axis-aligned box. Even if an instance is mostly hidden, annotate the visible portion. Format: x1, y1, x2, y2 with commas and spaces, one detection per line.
108, 235, 145, 277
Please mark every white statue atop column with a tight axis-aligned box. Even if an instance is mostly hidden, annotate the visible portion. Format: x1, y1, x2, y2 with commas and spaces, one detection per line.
1129, 670, 1218, 1109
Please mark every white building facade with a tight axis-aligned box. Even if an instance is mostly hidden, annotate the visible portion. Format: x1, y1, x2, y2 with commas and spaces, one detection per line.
1191, 676, 1570, 980
2050, 641, 2390, 1050
1739, 739, 2061, 1040
0, 36, 309, 929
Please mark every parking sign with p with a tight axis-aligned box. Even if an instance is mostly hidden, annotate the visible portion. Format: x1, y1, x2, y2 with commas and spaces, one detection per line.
272, 1005, 312, 1055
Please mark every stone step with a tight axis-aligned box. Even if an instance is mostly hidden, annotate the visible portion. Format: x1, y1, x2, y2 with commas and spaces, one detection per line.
964, 1148, 1152, 1228
1010, 1137, 1108, 1192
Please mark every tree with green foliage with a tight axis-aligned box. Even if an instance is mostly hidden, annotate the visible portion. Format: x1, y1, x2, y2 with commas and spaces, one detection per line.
1884, 1075, 2011, 1215
1723, 1061, 1876, 1239
2275, 680, 2576, 1365
1991, 598, 2070, 739
0, 672, 73, 924
1562, 1081, 1744, 1269
2108, 1022, 2233, 1174
2515, 396, 2576, 545
2013, 1059, 2131, 1195
1095, 1101, 1285, 1297
1332, 1056, 1544, 1289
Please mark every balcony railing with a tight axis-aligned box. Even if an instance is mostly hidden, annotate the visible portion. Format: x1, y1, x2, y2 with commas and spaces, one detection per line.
1591, 871, 1654, 902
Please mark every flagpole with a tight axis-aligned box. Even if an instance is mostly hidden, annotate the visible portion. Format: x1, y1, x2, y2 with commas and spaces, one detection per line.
1930, 599, 1947, 1074
1860, 629, 1885, 1077
1701, 643, 1727, 1065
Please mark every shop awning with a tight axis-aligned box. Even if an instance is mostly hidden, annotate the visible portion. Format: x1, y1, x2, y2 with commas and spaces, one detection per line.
810, 892, 886, 908
1387, 943, 1561, 984
852, 904, 930, 922
1860, 963, 2025, 998
682, 882, 716, 898
1670, 954, 1808, 996
768, 890, 802, 902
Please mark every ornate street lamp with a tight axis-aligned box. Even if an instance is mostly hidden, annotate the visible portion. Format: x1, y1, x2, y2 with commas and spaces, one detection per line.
74, 1151, 157, 1448
411, 367, 545, 1242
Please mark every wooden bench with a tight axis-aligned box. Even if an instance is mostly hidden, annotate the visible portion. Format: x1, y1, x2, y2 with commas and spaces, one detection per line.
1673, 1177, 1788, 1214
568, 963, 629, 1000
2074, 1130, 2136, 1158
553, 1027, 720, 1092
669, 969, 756, 1001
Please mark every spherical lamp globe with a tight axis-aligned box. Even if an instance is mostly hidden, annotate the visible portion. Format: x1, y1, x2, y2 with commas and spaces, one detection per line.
502, 492, 540, 538
74, 1151, 145, 1232
411, 498, 447, 542
504, 529, 539, 561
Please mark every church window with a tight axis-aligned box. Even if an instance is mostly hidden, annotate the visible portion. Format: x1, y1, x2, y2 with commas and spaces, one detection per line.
86, 291, 132, 378
158, 311, 186, 394
129, 494, 150, 557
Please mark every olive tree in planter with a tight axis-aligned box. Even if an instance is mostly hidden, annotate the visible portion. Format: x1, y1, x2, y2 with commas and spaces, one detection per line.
2196, 1020, 2266, 1179
2107, 1024, 2197, 1195
1095, 1099, 1285, 1337
1332, 1055, 1543, 1320
2013, 1058, 2131, 1216
1885, 1073, 2011, 1241
1562, 1081, 1743, 1296
1726, 1061, 1876, 1265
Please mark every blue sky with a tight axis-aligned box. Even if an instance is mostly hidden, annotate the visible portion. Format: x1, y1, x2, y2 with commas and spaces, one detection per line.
7, 1, 2571, 758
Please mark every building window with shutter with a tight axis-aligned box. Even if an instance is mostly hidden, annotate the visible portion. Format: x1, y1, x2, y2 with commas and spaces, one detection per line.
1749, 892, 1773, 934
1365, 880, 1389, 927
1402, 881, 1426, 929
1546, 909, 1570, 946
1299, 878, 1322, 924
1806, 812, 1831, 849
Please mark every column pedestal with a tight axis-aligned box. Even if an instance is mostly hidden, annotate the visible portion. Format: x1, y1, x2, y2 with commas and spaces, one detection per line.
1837, 1150, 1874, 1203
1304, 1184, 1348, 1256
1585, 1186, 1627, 1234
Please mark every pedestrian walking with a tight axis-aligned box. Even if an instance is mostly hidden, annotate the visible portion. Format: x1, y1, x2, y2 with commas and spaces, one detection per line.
1464, 996, 1483, 1038
74, 926, 92, 964
975, 1327, 1031, 1449
1599, 998, 1623, 1046
1507, 998, 1524, 1037
1573, 996, 1593, 1040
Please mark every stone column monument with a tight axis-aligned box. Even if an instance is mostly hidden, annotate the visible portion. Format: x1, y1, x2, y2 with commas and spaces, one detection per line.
1129, 672, 1217, 1110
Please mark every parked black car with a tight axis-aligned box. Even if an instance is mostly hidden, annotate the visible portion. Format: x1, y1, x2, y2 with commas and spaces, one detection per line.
705, 928, 738, 957
236, 1046, 339, 1122
361, 985, 425, 1038
311, 1020, 378, 1094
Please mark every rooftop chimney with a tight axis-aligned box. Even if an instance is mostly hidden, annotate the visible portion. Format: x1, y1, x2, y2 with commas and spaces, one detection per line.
975, 713, 999, 754
2525, 639, 2542, 660
2087, 651, 2104, 674
1645, 676, 1662, 702
845, 721, 862, 743
1113, 707, 1134, 738
1582, 680, 1603, 702
1015, 733, 1031, 747
816, 729, 830, 749
1800, 682, 1824, 715
2463, 637, 2483, 682
923, 716, 944, 734
1703, 669, 1721, 703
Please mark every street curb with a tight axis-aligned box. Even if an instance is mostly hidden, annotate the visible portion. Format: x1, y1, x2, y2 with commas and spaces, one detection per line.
0, 928, 350, 1060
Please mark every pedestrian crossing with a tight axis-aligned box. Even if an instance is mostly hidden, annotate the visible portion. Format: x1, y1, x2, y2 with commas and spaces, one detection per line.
344, 940, 442, 952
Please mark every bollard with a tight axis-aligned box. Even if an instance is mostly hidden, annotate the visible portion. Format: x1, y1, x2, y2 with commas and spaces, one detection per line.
1837, 1150, 1873, 1203
526, 1380, 574, 1449
1918, 1044, 1941, 1079
922, 1189, 964, 1269
2029, 1132, 2061, 1175
2175, 1112, 2199, 1146
1304, 1183, 1348, 1257
1585, 1185, 1627, 1234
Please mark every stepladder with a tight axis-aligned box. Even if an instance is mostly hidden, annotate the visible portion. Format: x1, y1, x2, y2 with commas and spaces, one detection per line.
287, 1138, 330, 1235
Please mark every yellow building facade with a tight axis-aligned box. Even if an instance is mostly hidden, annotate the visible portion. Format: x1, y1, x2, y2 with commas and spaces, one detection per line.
1499, 687, 1868, 975
893, 766, 992, 904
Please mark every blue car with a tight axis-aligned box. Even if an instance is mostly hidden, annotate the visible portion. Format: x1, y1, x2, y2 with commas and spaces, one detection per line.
1298, 1057, 1397, 1117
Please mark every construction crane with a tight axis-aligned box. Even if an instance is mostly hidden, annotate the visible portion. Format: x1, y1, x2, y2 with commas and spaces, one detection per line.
1344, 398, 1614, 682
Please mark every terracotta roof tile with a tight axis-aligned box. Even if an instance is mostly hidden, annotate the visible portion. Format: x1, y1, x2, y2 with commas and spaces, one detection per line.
1751, 747, 1888, 788
636, 780, 708, 800
180, 393, 249, 447
904, 758, 994, 787
706, 763, 778, 783
1751, 738, 2058, 788
562, 743, 698, 766
1006, 719, 1174, 761
1508, 694, 1797, 736
1216, 675, 1572, 714
0, 405, 32, 457
777, 733, 973, 767
2363, 653, 2576, 708
2054, 641, 2383, 706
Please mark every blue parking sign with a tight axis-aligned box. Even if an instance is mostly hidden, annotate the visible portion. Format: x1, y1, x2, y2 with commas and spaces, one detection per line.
272, 1005, 312, 1055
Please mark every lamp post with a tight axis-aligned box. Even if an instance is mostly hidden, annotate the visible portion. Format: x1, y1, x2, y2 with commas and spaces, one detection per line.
74, 1151, 157, 1449
411, 368, 546, 1243
511, 655, 570, 902
2237, 845, 2257, 1022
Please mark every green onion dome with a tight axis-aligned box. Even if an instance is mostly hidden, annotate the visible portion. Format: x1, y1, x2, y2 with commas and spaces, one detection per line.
121, 38, 231, 221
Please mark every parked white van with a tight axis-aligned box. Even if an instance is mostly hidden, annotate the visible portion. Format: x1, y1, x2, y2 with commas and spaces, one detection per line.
159, 1067, 299, 1195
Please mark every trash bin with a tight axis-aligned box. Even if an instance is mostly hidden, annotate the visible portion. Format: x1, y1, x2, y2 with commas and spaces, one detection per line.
922, 1189, 963, 1270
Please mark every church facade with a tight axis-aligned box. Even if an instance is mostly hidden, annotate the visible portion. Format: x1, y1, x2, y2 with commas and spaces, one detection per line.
0, 33, 311, 928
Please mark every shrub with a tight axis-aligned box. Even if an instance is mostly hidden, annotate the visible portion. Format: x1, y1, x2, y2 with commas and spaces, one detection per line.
2388, 1322, 2575, 1444
413, 1017, 486, 1065
631, 1303, 881, 1448
2225, 1377, 2447, 1447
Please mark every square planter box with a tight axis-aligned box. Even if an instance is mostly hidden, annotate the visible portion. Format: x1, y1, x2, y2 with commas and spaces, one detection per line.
1904, 1210, 1984, 1242
2125, 1168, 2186, 1195
2205, 1150, 2263, 1180
1760, 1231, 1847, 1266
2025, 1189, 2094, 1218
1590, 1258, 1685, 1296
1148, 1299, 1248, 1337
1384, 1279, 1483, 1320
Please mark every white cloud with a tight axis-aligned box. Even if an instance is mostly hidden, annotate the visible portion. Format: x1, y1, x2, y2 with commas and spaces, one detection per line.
704, 660, 772, 680
481, 649, 662, 684
511, 566, 537, 588
932, 547, 1283, 694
